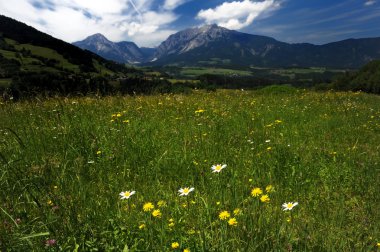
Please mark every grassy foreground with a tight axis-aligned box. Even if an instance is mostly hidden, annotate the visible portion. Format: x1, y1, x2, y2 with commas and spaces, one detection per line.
1, 89, 380, 251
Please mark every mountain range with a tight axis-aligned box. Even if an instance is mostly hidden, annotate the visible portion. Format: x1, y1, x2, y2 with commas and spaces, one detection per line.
73, 24, 380, 69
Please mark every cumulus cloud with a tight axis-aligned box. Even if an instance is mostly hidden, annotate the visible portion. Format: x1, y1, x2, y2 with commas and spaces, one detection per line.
364, 0, 376, 6
197, 0, 280, 30
0, 0, 181, 46
163, 0, 189, 10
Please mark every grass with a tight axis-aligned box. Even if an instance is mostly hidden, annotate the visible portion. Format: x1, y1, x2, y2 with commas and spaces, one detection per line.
14, 44, 79, 72
1, 89, 380, 251
180, 67, 252, 78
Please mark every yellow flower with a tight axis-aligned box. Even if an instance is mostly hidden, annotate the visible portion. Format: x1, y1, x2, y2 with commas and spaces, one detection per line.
377, 242, 380, 248
195, 109, 205, 113
216, 201, 221, 205
171, 242, 180, 249
219, 211, 231, 220
157, 200, 167, 208
267, 147, 272, 151
260, 194, 270, 203
116, 113, 122, 117
152, 209, 162, 218
143, 202, 155, 212
47, 200, 53, 206
265, 185, 274, 193
251, 187, 263, 197
139, 224, 146, 229
168, 222, 175, 228
183, 248, 190, 252
96, 150, 102, 155
228, 218, 238, 226
123, 120, 130, 123
233, 208, 242, 216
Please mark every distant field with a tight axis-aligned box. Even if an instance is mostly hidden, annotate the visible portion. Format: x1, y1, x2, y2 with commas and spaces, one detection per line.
0, 78, 11, 88
1, 89, 379, 251
180, 67, 253, 77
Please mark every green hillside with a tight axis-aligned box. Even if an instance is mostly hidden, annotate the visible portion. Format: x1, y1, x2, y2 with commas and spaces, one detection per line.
0, 15, 143, 96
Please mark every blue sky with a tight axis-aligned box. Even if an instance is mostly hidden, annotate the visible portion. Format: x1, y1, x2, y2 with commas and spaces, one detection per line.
1, 0, 379, 47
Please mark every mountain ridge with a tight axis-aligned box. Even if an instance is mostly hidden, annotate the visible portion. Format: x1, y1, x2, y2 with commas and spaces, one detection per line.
73, 24, 380, 68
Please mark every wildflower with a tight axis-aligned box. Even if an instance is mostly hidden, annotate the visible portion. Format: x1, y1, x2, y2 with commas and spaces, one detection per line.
53, 185, 58, 190
152, 209, 162, 218
123, 120, 130, 123
267, 147, 272, 151
260, 194, 270, 203
96, 150, 102, 155
187, 229, 196, 235
168, 222, 175, 228
139, 224, 146, 229
119, 190, 135, 200
45, 239, 57, 247
116, 113, 122, 117
47, 200, 54, 206
219, 211, 231, 220
184, 248, 190, 252
251, 187, 263, 197
265, 185, 274, 193
178, 187, 194, 196
157, 200, 167, 208
216, 201, 221, 205
143, 202, 155, 212
195, 109, 205, 113
228, 218, 238, 226
171, 242, 180, 249
377, 242, 380, 248
282, 202, 298, 211
233, 208, 242, 216
211, 164, 227, 173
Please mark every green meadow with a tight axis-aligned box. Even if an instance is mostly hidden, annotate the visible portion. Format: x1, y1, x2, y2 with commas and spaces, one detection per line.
1, 88, 380, 251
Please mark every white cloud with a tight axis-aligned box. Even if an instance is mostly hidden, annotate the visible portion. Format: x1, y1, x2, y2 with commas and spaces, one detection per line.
364, 0, 376, 6
0, 0, 180, 47
197, 0, 280, 30
163, 0, 189, 10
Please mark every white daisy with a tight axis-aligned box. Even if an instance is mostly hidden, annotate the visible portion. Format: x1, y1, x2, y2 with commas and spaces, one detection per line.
282, 202, 298, 211
211, 164, 227, 173
119, 190, 136, 200
178, 187, 194, 196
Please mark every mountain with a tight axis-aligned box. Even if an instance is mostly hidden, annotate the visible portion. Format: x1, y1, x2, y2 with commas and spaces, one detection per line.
150, 24, 380, 68
0, 15, 112, 73
73, 34, 154, 63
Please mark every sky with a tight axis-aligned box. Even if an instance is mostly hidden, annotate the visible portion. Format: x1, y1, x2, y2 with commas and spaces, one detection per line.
1, 0, 380, 47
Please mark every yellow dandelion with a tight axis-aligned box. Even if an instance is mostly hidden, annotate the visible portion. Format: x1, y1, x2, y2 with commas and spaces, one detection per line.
260, 194, 270, 203
171, 242, 179, 249
219, 210, 231, 220
265, 185, 274, 193
139, 224, 146, 229
251, 187, 263, 197
116, 113, 122, 117
228, 218, 238, 226
157, 200, 167, 208
233, 208, 242, 216
143, 202, 155, 212
152, 209, 162, 218
183, 248, 190, 252
377, 242, 380, 248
